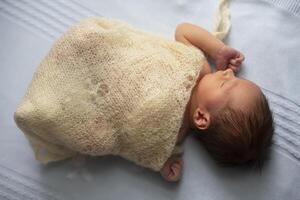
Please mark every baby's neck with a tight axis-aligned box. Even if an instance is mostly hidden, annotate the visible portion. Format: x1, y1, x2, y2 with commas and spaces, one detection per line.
176, 67, 207, 144
176, 99, 192, 144
186, 65, 210, 130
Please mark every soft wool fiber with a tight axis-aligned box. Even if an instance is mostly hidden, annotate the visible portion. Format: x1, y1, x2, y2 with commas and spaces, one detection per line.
14, 0, 230, 171
14, 17, 205, 171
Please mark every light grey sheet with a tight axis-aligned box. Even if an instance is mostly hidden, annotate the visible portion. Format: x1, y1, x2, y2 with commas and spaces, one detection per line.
0, 0, 299, 200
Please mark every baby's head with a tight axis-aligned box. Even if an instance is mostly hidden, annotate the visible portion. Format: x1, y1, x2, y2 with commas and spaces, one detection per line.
189, 68, 274, 169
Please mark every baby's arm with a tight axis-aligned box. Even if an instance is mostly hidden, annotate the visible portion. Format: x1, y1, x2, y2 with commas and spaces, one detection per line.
175, 23, 224, 60
175, 23, 245, 73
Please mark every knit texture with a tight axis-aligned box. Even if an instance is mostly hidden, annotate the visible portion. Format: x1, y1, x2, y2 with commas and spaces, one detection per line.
14, 0, 231, 171
212, 0, 231, 40
14, 17, 205, 171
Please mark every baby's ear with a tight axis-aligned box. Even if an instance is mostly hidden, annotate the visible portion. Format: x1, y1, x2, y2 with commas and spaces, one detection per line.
193, 107, 211, 130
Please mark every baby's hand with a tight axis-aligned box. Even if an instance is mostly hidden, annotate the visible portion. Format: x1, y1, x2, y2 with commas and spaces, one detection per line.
159, 155, 183, 182
215, 45, 245, 73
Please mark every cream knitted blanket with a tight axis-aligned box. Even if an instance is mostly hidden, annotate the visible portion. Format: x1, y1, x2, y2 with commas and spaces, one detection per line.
14, 1, 230, 171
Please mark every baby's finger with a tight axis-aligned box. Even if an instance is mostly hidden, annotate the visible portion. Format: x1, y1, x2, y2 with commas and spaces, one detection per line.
228, 64, 239, 73
235, 58, 242, 66
231, 56, 244, 67
230, 58, 243, 66
237, 53, 245, 62
229, 59, 237, 65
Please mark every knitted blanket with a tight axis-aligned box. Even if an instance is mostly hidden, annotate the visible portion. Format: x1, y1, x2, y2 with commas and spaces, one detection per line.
14, 0, 230, 171
13, 17, 205, 171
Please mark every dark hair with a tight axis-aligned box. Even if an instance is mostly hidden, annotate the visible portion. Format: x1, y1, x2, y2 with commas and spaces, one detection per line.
192, 92, 274, 170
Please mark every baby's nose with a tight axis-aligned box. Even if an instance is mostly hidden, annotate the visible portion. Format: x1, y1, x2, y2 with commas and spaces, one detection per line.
223, 68, 234, 77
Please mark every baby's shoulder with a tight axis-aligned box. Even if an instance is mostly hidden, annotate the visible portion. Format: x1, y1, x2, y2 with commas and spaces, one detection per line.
199, 59, 212, 79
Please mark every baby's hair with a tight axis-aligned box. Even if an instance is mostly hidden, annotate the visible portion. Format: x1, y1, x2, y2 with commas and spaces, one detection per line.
192, 92, 274, 171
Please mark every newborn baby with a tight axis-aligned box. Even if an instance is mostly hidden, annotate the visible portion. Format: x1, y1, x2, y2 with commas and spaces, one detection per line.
160, 23, 274, 182
13, 18, 274, 183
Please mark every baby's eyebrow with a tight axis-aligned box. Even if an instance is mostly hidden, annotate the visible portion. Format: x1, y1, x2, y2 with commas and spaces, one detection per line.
222, 79, 239, 91
221, 81, 226, 87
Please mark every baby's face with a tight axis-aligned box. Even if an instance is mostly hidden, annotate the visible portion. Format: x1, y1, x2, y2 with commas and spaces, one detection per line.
193, 68, 261, 112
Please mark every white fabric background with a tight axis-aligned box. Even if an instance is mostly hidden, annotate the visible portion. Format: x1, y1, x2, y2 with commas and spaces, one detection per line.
0, 0, 299, 199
